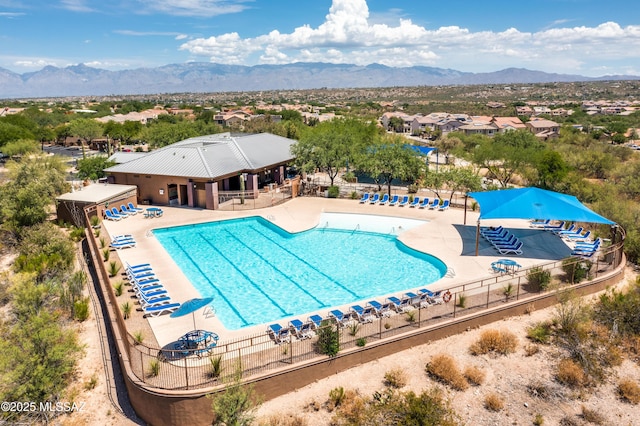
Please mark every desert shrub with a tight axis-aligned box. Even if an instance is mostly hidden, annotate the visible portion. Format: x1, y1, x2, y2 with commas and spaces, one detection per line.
483, 392, 504, 411
469, 329, 518, 356
349, 191, 359, 200
561, 258, 591, 283
559, 416, 580, 426
463, 365, 486, 386
108, 261, 121, 277
527, 381, 550, 399
121, 301, 131, 319
208, 355, 223, 379
425, 354, 468, 391
210, 377, 260, 426
456, 293, 467, 308
527, 321, 552, 344
148, 359, 160, 377
315, 320, 340, 357
556, 358, 586, 388
256, 413, 308, 426
348, 322, 359, 336
618, 379, 640, 404
73, 298, 90, 321
383, 368, 408, 389
593, 279, 640, 336
327, 386, 359, 412
581, 405, 606, 424
327, 185, 340, 198
356, 337, 366, 347
527, 266, 551, 291
533, 413, 545, 425
84, 374, 98, 391
113, 281, 124, 296
524, 343, 540, 357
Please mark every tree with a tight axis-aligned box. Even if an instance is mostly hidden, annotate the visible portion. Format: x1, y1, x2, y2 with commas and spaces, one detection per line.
292, 118, 378, 186
0, 139, 40, 156
534, 150, 569, 189
76, 156, 116, 181
357, 136, 425, 195
68, 118, 103, 146
14, 222, 75, 281
0, 155, 69, 231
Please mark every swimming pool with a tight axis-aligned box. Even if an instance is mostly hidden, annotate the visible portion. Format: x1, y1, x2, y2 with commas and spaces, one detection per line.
153, 215, 447, 330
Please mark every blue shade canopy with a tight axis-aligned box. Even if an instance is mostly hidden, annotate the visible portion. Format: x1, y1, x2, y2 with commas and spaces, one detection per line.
406, 145, 437, 156
170, 297, 214, 318
468, 187, 615, 225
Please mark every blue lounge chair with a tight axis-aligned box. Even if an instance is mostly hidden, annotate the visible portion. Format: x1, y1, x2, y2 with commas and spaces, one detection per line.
491, 235, 517, 248
369, 193, 380, 204
105, 209, 122, 221
496, 240, 524, 255
427, 199, 440, 209
328, 309, 351, 327
367, 300, 393, 317
125, 261, 151, 270
289, 319, 314, 339
378, 193, 390, 205
409, 197, 420, 208
387, 296, 413, 313
267, 323, 290, 344
438, 199, 450, 211
557, 226, 581, 236
308, 314, 323, 329
112, 207, 128, 218
398, 195, 409, 207
388, 194, 400, 206
481, 226, 504, 236
359, 193, 370, 204
349, 305, 374, 323
142, 301, 181, 317
564, 230, 591, 241
110, 239, 136, 249
418, 289, 444, 305
127, 202, 144, 213
139, 293, 172, 308
113, 234, 134, 241
127, 270, 155, 281
543, 221, 566, 232
121, 204, 137, 215
530, 219, 550, 228
418, 198, 430, 209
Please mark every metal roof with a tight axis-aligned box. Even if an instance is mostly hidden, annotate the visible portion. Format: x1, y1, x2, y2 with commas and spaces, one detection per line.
105, 132, 296, 179
56, 184, 138, 204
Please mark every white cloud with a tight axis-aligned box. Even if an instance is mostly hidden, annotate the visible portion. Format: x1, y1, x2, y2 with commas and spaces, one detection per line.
14, 59, 58, 68
0, 12, 25, 17
135, 0, 250, 18
179, 0, 640, 76
59, 0, 94, 12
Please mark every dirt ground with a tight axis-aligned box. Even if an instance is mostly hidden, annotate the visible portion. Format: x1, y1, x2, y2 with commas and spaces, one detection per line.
64, 267, 640, 426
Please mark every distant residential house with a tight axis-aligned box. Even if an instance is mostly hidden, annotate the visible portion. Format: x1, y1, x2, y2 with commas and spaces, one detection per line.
515, 106, 533, 116
95, 108, 168, 125
214, 112, 249, 127
381, 112, 418, 132
526, 118, 560, 140
104, 132, 296, 210
458, 122, 498, 137
491, 116, 527, 133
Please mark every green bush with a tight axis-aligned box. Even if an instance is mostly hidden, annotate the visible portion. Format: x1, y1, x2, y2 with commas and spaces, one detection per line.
527, 321, 552, 344
210, 377, 259, 426
561, 258, 591, 284
327, 185, 340, 198
527, 266, 552, 291
315, 320, 340, 357
73, 298, 90, 321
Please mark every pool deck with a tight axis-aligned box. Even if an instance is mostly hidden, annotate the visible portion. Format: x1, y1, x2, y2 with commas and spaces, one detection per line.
102, 197, 573, 346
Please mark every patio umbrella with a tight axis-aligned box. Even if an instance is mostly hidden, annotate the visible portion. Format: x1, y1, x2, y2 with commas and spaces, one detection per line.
170, 297, 214, 330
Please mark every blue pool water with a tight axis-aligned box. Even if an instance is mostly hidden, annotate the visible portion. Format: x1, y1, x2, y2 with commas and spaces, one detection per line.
153, 216, 447, 330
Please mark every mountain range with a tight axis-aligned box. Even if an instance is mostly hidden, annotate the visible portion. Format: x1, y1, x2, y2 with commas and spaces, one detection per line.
0, 62, 638, 99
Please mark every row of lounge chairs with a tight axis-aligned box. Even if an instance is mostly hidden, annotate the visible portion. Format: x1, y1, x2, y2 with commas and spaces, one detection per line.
531, 220, 600, 258
125, 262, 181, 317
266, 288, 445, 344
110, 234, 136, 250
480, 226, 524, 255
105, 203, 144, 221
359, 193, 449, 210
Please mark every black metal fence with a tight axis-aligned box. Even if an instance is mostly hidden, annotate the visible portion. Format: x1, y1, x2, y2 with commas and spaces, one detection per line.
122, 236, 624, 391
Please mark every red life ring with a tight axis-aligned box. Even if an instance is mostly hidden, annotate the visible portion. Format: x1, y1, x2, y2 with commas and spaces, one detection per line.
442, 291, 452, 303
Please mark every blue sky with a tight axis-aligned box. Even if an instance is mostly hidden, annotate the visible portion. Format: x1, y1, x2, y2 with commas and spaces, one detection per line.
1, 0, 639, 76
